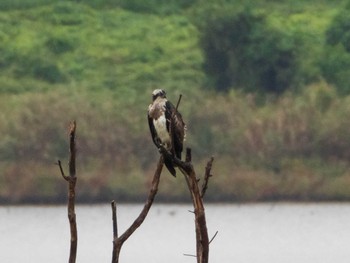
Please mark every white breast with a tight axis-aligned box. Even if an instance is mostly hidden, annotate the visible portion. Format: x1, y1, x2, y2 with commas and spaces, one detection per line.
153, 115, 171, 147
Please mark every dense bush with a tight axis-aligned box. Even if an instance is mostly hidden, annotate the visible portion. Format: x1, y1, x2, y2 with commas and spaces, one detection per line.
321, 2, 350, 94
200, 8, 301, 94
325, 2, 350, 52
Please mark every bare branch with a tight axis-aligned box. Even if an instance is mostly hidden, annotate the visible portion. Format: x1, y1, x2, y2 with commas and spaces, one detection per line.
111, 201, 118, 240
201, 156, 214, 198
175, 147, 210, 263
57, 121, 78, 263
69, 120, 76, 177
67, 176, 77, 263
56, 160, 69, 181
111, 201, 118, 263
209, 231, 219, 244
185, 148, 191, 163
175, 94, 182, 110
112, 156, 164, 263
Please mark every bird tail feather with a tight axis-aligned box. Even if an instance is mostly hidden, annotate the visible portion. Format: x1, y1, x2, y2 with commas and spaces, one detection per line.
164, 156, 176, 177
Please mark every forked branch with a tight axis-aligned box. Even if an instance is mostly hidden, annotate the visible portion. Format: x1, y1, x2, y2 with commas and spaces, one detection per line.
111, 156, 164, 263
56, 121, 78, 263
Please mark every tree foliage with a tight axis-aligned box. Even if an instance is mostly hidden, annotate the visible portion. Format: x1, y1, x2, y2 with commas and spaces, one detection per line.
200, 8, 301, 94
321, 1, 350, 94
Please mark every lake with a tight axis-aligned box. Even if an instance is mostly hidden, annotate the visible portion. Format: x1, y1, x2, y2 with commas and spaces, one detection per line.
0, 203, 349, 263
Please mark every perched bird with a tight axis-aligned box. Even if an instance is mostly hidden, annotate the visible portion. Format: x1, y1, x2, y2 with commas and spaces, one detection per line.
147, 89, 186, 176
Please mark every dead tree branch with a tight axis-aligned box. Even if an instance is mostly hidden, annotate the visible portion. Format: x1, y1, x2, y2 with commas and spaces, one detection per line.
201, 156, 214, 198
209, 231, 219, 244
160, 146, 213, 263
111, 201, 118, 263
180, 149, 210, 263
175, 94, 182, 110
56, 121, 78, 263
111, 156, 164, 263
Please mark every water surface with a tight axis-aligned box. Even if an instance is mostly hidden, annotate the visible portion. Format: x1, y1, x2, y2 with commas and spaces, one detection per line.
0, 203, 349, 263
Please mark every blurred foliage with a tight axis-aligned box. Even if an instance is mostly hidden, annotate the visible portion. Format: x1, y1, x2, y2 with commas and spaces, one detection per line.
1, 0, 350, 203
321, 1, 350, 95
199, 8, 302, 93
115, 0, 197, 15
0, 0, 197, 14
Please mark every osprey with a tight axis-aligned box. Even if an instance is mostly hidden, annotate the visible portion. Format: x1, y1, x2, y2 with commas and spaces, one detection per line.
148, 89, 186, 177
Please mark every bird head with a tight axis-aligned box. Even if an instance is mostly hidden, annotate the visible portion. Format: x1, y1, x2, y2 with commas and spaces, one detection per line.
152, 89, 166, 101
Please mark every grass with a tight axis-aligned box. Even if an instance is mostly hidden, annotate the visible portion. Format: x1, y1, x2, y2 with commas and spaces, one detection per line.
1, 0, 350, 203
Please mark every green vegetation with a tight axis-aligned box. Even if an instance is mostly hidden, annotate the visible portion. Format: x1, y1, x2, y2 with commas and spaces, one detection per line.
321, 2, 350, 95
200, 8, 301, 93
1, 0, 350, 203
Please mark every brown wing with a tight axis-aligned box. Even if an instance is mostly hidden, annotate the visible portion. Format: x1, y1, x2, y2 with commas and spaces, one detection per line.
165, 100, 185, 159
148, 105, 177, 177
147, 110, 160, 148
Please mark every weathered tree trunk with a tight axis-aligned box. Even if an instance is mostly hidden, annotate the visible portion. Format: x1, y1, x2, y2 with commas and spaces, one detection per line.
165, 94, 214, 263
179, 149, 211, 263
160, 146, 214, 263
